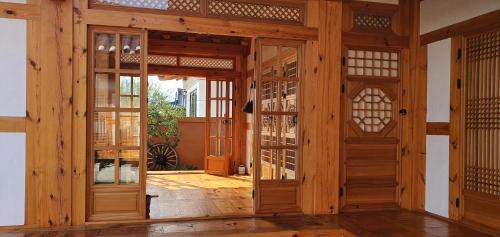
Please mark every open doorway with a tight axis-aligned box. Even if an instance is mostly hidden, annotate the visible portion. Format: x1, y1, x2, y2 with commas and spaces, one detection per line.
144, 31, 253, 219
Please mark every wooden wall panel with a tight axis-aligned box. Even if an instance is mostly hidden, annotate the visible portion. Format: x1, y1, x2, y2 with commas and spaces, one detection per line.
301, 0, 341, 215
25, 0, 73, 227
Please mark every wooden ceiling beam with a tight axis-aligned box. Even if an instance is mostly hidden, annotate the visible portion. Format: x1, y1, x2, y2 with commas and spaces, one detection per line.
149, 65, 241, 78
148, 39, 245, 57
76, 8, 318, 40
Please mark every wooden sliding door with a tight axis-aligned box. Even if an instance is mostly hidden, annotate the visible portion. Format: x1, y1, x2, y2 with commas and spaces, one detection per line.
340, 47, 402, 211
460, 28, 500, 229
205, 77, 233, 176
87, 26, 148, 221
255, 39, 302, 213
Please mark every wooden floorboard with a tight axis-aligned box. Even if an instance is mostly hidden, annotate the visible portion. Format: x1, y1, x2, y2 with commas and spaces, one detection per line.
147, 173, 253, 219
0, 211, 497, 236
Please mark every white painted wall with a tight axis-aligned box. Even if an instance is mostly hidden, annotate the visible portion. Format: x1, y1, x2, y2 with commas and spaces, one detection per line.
0, 18, 26, 117
0, 133, 26, 226
0, 18, 27, 226
420, 0, 500, 34
420, 0, 500, 218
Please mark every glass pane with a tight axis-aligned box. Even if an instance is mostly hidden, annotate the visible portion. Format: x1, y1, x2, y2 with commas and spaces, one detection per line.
94, 112, 115, 146
261, 115, 277, 146
281, 47, 298, 78
95, 33, 116, 69
94, 150, 116, 184
210, 118, 217, 137
260, 149, 277, 180
281, 81, 297, 112
261, 45, 279, 77
210, 99, 217, 117
221, 81, 227, 98
280, 115, 297, 146
229, 81, 233, 99
119, 150, 140, 184
218, 138, 225, 156
261, 81, 278, 112
120, 75, 141, 108
229, 100, 233, 118
210, 80, 217, 98
209, 138, 217, 156
120, 34, 141, 70
282, 148, 297, 180
120, 112, 140, 146
95, 73, 116, 108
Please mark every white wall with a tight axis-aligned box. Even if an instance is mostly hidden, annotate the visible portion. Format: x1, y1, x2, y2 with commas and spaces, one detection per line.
0, 18, 26, 117
420, 0, 500, 218
421, 0, 500, 34
0, 18, 27, 226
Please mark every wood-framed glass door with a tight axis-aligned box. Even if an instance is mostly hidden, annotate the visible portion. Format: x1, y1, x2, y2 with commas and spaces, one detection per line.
205, 77, 233, 176
340, 46, 402, 211
254, 38, 302, 214
87, 26, 148, 221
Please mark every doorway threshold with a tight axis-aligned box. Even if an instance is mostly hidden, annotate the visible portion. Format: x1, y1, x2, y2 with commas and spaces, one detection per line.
147, 170, 204, 175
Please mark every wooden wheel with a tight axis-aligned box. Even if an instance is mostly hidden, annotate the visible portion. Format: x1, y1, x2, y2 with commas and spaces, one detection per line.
147, 144, 179, 171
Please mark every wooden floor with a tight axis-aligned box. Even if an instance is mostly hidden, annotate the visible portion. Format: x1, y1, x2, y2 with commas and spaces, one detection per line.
147, 173, 253, 219
1, 211, 497, 237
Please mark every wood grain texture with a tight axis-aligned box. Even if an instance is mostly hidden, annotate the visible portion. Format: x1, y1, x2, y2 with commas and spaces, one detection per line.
421, 9, 500, 46
449, 36, 463, 221
426, 122, 450, 135
0, 2, 39, 20
25, 0, 73, 227
76, 8, 318, 40
0, 117, 26, 132
0, 211, 495, 236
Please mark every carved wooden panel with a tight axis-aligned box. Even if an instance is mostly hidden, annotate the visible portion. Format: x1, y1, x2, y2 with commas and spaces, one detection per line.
207, 0, 304, 25
121, 54, 177, 66
347, 49, 399, 78
353, 13, 391, 31
352, 87, 393, 133
179, 56, 234, 70
92, 0, 201, 12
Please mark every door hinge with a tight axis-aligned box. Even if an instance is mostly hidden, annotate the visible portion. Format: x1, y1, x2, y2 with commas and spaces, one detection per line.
457, 79, 461, 89
341, 84, 345, 93
457, 48, 462, 60
455, 198, 460, 208
254, 51, 257, 61
399, 108, 408, 116
252, 190, 255, 199
342, 56, 346, 66
339, 187, 344, 197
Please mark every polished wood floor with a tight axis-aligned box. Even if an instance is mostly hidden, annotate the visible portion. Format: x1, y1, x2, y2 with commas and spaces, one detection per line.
147, 173, 253, 219
1, 211, 496, 236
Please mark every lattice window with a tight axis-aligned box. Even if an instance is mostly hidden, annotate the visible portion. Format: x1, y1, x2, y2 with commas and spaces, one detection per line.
464, 29, 500, 197
121, 54, 177, 66
352, 88, 392, 133
347, 49, 399, 78
353, 13, 392, 31
179, 56, 233, 70
208, 0, 304, 25
92, 0, 201, 12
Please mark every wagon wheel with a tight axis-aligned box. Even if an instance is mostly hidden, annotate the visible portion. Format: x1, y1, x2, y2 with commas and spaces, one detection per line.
147, 144, 179, 171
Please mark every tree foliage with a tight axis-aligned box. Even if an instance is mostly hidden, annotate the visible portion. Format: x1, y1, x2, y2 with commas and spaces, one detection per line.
148, 82, 185, 147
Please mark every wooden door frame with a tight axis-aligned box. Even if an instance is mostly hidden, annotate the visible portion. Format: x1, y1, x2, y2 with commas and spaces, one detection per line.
254, 38, 304, 214
204, 76, 234, 176
339, 43, 404, 212
86, 25, 148, 221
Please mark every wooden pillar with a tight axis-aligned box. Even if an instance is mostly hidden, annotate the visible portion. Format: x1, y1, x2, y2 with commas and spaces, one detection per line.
302, 0, 341, 215
25, 0, 73, 227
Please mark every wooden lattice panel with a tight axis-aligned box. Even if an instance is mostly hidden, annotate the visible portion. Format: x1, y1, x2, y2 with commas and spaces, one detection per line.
353, 13, 392, 31
464, 29, 500, 197
352, 87, 392, 133
179, 56, 233, 70
207, 0, 304, 25
121, 54, 177, 66
347, 49, 399, 78
92, 0, 201, 12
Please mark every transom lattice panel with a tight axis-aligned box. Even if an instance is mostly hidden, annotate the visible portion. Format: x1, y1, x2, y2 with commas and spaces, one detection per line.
352, 87, 392, 133
179, 56, 233, 70
207, 0, 304, 25
92, 0, 201, 12
464, 28, 500, 197
121, 54, 178, 66
353, 13, 392, 31
347, 49, 399, 78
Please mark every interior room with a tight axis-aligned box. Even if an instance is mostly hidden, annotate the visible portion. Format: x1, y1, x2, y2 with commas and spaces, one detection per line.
0, 0, 499, 236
